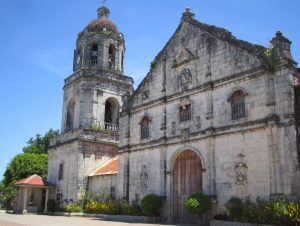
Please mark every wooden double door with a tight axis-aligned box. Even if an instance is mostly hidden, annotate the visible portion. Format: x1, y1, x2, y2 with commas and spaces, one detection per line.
173, 150, 203, 221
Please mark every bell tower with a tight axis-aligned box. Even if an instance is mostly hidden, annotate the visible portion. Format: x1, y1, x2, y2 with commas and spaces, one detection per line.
73, 4, 125, 73
61, 2, 133, 133
47, 2, 133, 204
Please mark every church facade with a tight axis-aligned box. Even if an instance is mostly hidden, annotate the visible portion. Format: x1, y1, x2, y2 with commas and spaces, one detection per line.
47, 4, 300, 221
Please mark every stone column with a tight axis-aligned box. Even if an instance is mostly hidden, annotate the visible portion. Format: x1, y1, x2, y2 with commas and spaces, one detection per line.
17, 188, 22, 213
22, 187, 28, 214
44, 188, 49, 213
166, 170, 173, 223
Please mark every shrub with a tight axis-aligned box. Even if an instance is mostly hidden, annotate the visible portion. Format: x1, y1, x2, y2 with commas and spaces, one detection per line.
225, 196, 300, 226
184, 192, 212, 216
140, 194, 162, 216
225, 197, 243, 221
84, 201, 121, 215
121, 203, 144, 216
64, 202, 83, 213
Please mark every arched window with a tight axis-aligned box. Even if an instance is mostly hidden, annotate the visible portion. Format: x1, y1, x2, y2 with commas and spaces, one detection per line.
108, 44, 116, 69
66, 99, 75, 132
141, 116, 150, 140
90, 44, 98, 66
179, 104, 192, 122
231, 90, 246, 120
179, 98, 192, 122
104, 97, 119, 131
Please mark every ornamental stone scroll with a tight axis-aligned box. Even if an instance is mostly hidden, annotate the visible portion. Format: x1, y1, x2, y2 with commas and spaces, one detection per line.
235, 153, 248, 185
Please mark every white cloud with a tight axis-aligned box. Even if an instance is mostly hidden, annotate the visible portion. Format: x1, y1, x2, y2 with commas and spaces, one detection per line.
30, 49, 72, 78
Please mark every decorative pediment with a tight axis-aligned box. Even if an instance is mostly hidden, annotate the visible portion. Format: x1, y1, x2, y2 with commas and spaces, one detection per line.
172, 48, 197, 68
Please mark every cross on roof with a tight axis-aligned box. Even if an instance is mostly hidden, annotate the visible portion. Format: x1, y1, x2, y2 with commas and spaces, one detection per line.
102, 0, 106, 7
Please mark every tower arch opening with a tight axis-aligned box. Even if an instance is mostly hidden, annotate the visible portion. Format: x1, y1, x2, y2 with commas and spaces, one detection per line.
108, 44, 116, 69
104, 97, 119, 131
66, 99, 76, 132
90, 43, 99, 66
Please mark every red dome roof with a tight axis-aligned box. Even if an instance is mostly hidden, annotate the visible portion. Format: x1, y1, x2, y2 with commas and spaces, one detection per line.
86, 16, 118, 33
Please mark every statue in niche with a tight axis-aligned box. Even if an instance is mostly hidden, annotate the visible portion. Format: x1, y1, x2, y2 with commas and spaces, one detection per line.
140, 165, 148, 189
181, 68, 192, 85
235, 153, 248, 185
178, 68, 192, 88
142, 90, 149, 100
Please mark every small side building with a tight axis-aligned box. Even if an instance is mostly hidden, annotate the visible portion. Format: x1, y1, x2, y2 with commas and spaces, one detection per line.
88, 156, 119, 200
14, 175, 54, 214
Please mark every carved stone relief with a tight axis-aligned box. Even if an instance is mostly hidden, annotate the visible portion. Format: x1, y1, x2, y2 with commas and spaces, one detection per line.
140, 165, 148, 192
196, 116, 201, 130
181, 128, 190, 141
235, 153, 248, 185
171, 122, 176, 135
178, 68, 192, 89
172, 48, 196, 68
142, 90, 149, 100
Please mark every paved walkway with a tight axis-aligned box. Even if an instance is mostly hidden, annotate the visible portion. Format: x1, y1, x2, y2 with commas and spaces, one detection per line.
0, 213, 196, 226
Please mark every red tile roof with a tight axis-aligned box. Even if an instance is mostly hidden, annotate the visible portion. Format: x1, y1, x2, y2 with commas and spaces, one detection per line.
15, 174, 54, 187
89, 157, 118, 176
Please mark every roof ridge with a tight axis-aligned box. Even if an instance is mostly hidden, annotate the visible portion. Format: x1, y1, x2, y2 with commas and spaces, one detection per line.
188, 18, 267, 58
24, 174, 38, 184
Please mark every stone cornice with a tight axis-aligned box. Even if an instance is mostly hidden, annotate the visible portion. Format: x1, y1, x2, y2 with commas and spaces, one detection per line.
119, 114, 287, 153
64, 68, 133, 89
49, 129, 118, 149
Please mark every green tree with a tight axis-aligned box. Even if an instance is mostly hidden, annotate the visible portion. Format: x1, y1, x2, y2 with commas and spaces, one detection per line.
23, 129, 59, 154
0, 128, 59, 209
0, 153, 48, 209
3, 153, 48, 187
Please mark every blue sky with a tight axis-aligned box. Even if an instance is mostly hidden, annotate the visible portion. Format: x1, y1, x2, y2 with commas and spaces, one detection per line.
0, 0, 299, 180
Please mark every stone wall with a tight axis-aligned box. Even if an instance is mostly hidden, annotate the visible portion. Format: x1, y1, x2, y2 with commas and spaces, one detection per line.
48, 141, 80, 202
119, 9, 300, 220
88, 175, 118, 200
119, 123, 297, 214
48, 130, 119, 204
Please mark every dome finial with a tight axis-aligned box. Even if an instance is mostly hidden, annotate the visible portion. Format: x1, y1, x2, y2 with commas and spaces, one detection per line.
98, 0, 110, 18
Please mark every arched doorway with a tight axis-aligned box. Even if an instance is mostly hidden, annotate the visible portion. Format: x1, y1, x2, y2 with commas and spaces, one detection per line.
173, 150, 203, 221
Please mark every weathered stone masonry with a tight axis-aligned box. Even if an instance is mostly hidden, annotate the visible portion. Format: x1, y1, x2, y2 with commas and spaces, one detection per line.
118, 7, 300, 220
47, 4, 300, 222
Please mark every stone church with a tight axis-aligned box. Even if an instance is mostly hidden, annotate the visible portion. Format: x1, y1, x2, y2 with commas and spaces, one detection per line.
45, 3, 300, 221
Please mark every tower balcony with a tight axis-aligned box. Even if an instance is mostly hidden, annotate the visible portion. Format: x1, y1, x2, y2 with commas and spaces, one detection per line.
83, 59, 98, 67
49, 128, 118, 147
104, 123, 119, 131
